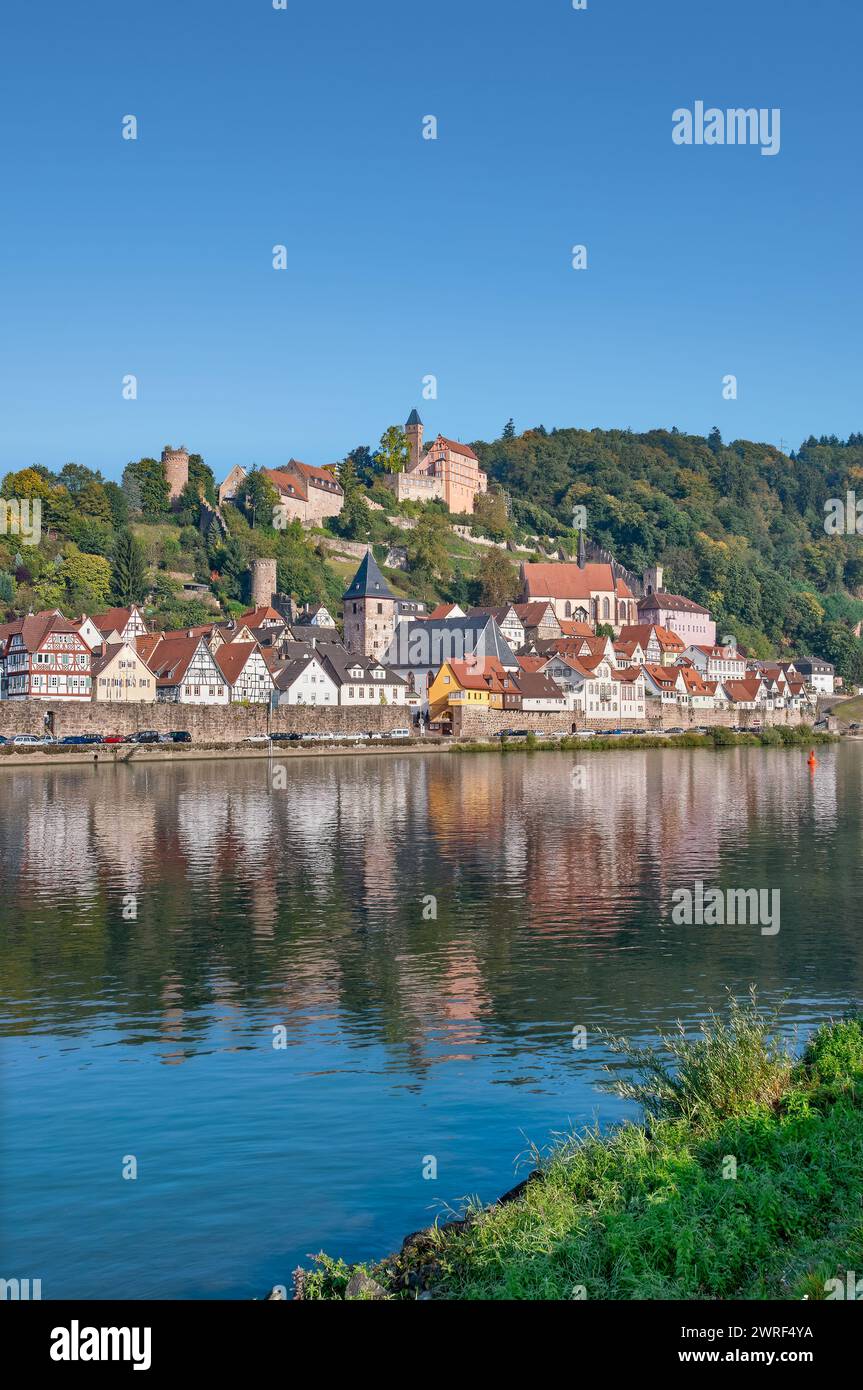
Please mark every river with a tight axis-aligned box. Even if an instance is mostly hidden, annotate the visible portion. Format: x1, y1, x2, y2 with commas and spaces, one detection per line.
1, 745, 860, 1297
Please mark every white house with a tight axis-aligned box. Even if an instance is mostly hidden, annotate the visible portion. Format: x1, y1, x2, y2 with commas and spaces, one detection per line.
320, 651, 408, 706
144, 636, 230, 704
682, 642, 746, 683
213, 642, 275, 703
274, 653, 340, 706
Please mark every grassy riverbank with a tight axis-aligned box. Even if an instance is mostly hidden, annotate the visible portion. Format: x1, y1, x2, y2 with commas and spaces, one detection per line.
456, 725, 837, 754
297, 998, 863, 1300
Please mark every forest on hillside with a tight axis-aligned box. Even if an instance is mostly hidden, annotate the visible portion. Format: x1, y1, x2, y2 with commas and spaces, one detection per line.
472, 425, 863, 678
2, 423, 863, 683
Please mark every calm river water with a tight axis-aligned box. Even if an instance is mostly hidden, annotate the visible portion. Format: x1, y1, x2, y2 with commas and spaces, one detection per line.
1, 745, 861, 1297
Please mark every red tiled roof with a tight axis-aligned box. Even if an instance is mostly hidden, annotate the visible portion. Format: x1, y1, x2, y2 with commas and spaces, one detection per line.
521, 562, 633, 601
430, 436, 479, 462
212, 641, 269, 686
90, 607, 146, 636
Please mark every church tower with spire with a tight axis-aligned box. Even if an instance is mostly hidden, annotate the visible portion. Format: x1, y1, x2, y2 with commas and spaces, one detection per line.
342, 546, 397, 658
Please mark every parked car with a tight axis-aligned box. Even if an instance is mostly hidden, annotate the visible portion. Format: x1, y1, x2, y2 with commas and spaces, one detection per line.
0, 735, 7, 745
667, 727, 685, 735
101, 734, 128, 744
13, 733, 54, 746
129, 730, 160, 744
389, 729, 410, 739
61, 733, 103, 746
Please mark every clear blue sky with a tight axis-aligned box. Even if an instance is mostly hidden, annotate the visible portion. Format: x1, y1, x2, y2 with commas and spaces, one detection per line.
0, 0, 860, 482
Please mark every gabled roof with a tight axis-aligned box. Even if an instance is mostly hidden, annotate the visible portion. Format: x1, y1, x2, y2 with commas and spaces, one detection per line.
429, 435, 479, 461
512, 601, 558, 626
638, 590, 709, 615
90, 606, 146, 635
618, 624, 684, 651
612, 665, 645, 684
5, 610, 84, 654
213, 641, 271, 687
521, 562, 633, 601
146, 637, 208, 687
427, 602, 464, 620
343, 549, 395, 601
723, 676, 764, 703
274, 653, 333, 691
240, 606, 283, 626
91, 641, 153, 678
512, 669, 566, 700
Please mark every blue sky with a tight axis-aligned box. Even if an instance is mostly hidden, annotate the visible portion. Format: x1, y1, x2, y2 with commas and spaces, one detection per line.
0, 0, 860, 482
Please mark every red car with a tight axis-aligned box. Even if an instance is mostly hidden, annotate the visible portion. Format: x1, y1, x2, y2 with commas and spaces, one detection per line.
102, 734, 128, 744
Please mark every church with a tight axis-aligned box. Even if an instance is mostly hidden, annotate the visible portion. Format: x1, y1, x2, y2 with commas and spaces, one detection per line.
519, 535, 638, 634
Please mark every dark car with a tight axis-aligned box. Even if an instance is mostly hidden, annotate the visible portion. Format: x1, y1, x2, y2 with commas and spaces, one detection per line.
61, 733, 103, 746
168, 731, 192, 743
129, 730, 161, 744
271, 731, 301, 742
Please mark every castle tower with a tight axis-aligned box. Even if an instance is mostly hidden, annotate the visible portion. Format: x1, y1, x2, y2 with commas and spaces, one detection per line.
405, 409, 424, 472
642, 564, 664, 597
342, 547, 396, 658
162, 446, 190, 504
250, 557, 278, 609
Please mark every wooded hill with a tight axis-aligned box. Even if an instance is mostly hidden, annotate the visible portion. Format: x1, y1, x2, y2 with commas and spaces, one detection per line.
2, 423, 862, 682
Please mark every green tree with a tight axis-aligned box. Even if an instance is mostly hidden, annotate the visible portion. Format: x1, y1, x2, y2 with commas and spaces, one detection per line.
238, 468, 280, 529
477, 548, 517, 605
407, 511, 452, 585
375, 426, 410, 474
110, 528, 148, 605
60, 546, 112, 608
122, 459, 170, 516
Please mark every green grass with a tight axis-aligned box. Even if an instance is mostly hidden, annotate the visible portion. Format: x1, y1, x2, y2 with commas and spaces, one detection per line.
455, 726, 836, 755
830, 694, 863, 724
297, 997, 863, 1300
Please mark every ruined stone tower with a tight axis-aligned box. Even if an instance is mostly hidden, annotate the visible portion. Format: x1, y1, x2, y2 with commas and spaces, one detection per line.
250, 557, 278, 609
162, 446, 190, 504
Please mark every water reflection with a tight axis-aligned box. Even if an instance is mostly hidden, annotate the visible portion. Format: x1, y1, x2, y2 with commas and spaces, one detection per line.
1, 746, 861, 1297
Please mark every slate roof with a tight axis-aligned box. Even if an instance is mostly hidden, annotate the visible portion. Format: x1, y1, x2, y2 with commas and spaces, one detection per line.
342, 549, 396, 601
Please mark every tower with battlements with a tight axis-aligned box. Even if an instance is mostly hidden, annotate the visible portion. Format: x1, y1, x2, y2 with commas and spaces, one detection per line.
162, 446, 190, 504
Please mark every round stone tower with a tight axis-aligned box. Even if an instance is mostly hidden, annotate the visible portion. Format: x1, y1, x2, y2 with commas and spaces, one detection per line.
162, 446, 190, 504
250, 557, 278, 609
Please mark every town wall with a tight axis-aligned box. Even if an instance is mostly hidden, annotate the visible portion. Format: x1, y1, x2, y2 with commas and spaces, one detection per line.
450, 704, 810, 739
0, 701, 413, 742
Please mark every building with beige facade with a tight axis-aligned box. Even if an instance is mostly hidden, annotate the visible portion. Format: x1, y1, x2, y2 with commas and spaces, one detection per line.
91, 642, 157, 702
384, 409, 487, 515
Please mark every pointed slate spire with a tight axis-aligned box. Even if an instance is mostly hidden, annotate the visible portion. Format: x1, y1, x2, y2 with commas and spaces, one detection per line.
406, 408, 423, 427
342, 546, 395, 601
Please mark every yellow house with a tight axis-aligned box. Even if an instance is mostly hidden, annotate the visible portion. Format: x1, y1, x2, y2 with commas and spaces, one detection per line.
91, 642, 156, 702
428, 659, 508, 722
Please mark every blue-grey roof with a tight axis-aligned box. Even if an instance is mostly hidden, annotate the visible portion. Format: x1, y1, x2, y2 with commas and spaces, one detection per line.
406, 409, 423, 427
342, 549, 396, 601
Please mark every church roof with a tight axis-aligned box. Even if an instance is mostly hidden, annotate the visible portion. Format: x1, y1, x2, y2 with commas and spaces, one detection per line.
406, 409, 423, 427
343, 549, 396, 601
